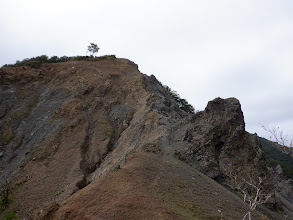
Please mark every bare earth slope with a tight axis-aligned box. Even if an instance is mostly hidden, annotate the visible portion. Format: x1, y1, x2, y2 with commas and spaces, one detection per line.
0, 57, 287, 219
42, 152, 277, 220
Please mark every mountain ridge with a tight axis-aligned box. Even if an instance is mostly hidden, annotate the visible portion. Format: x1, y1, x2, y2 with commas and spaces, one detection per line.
0, 57, 290, 219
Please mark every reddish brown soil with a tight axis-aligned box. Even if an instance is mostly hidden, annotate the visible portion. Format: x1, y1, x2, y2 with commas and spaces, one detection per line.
40, 151, 269, 220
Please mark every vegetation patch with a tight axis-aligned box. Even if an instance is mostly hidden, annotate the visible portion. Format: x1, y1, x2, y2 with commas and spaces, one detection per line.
2, 55, 116, 69
164, 86, 195, 113
55, 190, 64, 196
2, 134, 14, 145
1, 211, 18, 220
99, 118, 114, 140
1, 89, 38, 146
160, 192, 219, 220
160, 194, 199, 219
11, 136, 23, 152
259, 137, 293, 179
10, 110, 29, 122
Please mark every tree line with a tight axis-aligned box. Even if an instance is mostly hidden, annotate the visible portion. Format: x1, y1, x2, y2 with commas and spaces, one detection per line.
2, 43, 102, 68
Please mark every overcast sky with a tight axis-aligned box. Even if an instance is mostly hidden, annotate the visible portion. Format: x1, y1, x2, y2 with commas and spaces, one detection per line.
1, 0, 292, 142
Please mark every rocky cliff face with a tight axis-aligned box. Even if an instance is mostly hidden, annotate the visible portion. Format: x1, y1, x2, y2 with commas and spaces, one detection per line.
270, 165, 293, 216
0, 57, 285, 219
174, 98, 268, 180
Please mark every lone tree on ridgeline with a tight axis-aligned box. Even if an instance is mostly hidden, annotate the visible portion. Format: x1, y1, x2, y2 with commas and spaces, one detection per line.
87, 43, 100, 57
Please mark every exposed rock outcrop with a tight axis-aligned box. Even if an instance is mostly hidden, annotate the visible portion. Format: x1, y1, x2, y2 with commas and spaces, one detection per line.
174, 98, 268, 179
270, 165, 293, 216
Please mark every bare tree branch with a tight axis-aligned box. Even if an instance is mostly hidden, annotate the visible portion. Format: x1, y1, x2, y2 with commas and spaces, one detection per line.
261, 124, 293, 148
222, 166, 272, 220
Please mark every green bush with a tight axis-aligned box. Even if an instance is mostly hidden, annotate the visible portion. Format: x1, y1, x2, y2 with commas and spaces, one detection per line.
2, 211, 17, 220
48, 56, 59, 63
27, 60, 41, 68
2, 55, 48, 69
164, 86, 195, 113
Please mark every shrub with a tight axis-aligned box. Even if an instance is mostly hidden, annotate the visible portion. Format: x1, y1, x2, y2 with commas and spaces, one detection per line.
48, 56, 59, 63
2, 211, 17, 220
164, 86, 195, 113
27, 60, 41, 69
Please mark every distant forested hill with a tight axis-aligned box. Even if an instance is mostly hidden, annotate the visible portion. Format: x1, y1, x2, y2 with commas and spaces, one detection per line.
259, 137, 293, 179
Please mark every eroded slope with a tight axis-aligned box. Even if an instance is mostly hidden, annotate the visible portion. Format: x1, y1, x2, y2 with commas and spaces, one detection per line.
0, 57, 284, 219
40, 152, 281, 220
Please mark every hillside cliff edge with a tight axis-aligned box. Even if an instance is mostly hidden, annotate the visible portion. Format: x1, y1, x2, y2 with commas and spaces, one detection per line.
0, 57, 287, 219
